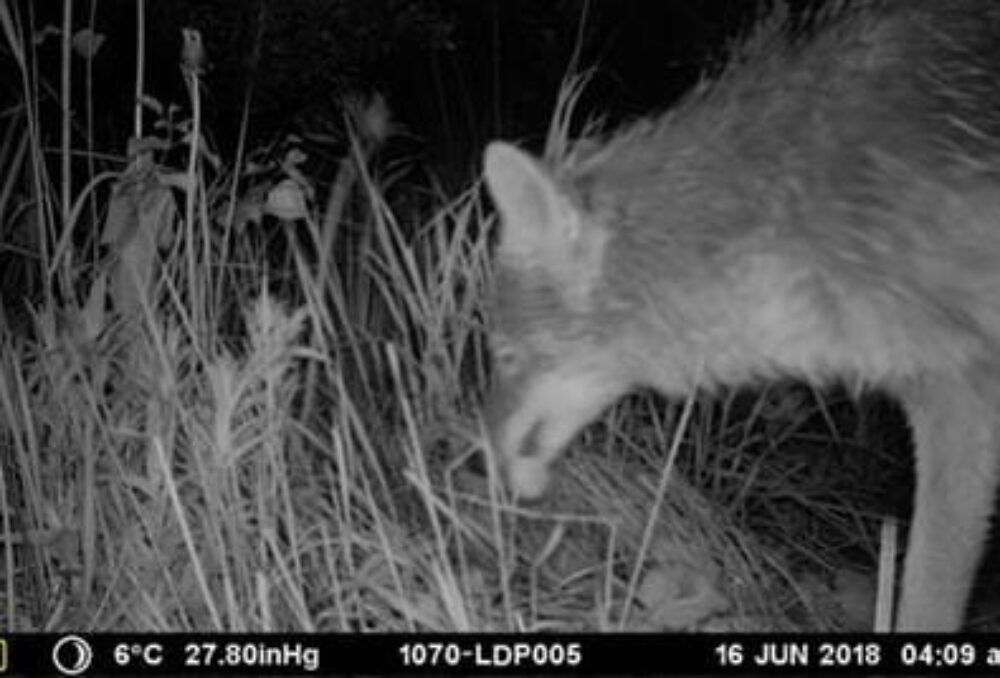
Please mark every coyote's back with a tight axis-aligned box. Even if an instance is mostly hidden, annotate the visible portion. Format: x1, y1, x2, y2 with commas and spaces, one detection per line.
482, 0, 1000, 631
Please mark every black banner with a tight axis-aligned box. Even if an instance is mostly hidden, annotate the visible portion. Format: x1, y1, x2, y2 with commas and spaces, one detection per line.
3, 633, 1000, 675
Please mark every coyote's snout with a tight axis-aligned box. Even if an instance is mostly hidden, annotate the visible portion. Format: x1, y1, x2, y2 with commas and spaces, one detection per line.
482, 0, 1000, 631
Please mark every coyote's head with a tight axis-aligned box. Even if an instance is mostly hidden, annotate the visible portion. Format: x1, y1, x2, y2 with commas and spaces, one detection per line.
481, 142, 636, 499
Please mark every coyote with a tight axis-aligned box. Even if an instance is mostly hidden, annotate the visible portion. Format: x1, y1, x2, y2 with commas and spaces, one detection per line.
482, 0, 1000, 631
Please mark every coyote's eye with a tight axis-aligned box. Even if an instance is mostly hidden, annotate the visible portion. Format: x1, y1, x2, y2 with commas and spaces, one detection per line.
491, 340, 521, 375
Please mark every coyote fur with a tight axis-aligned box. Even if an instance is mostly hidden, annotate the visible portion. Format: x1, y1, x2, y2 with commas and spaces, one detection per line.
483, 0, 1000, 631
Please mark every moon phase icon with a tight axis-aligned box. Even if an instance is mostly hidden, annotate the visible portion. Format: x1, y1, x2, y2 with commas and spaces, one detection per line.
52, 635, 93, 675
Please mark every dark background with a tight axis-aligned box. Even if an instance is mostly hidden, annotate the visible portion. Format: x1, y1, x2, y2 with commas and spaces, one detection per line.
9, 0, 782, 189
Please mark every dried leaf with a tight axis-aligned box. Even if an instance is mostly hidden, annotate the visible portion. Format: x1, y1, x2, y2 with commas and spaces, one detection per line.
71, 28, 105, 59
265, 179, 309, 221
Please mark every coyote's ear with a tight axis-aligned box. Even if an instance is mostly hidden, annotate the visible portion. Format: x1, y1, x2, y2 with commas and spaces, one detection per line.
483, 141, 607, 308
484, 142, 585, 261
